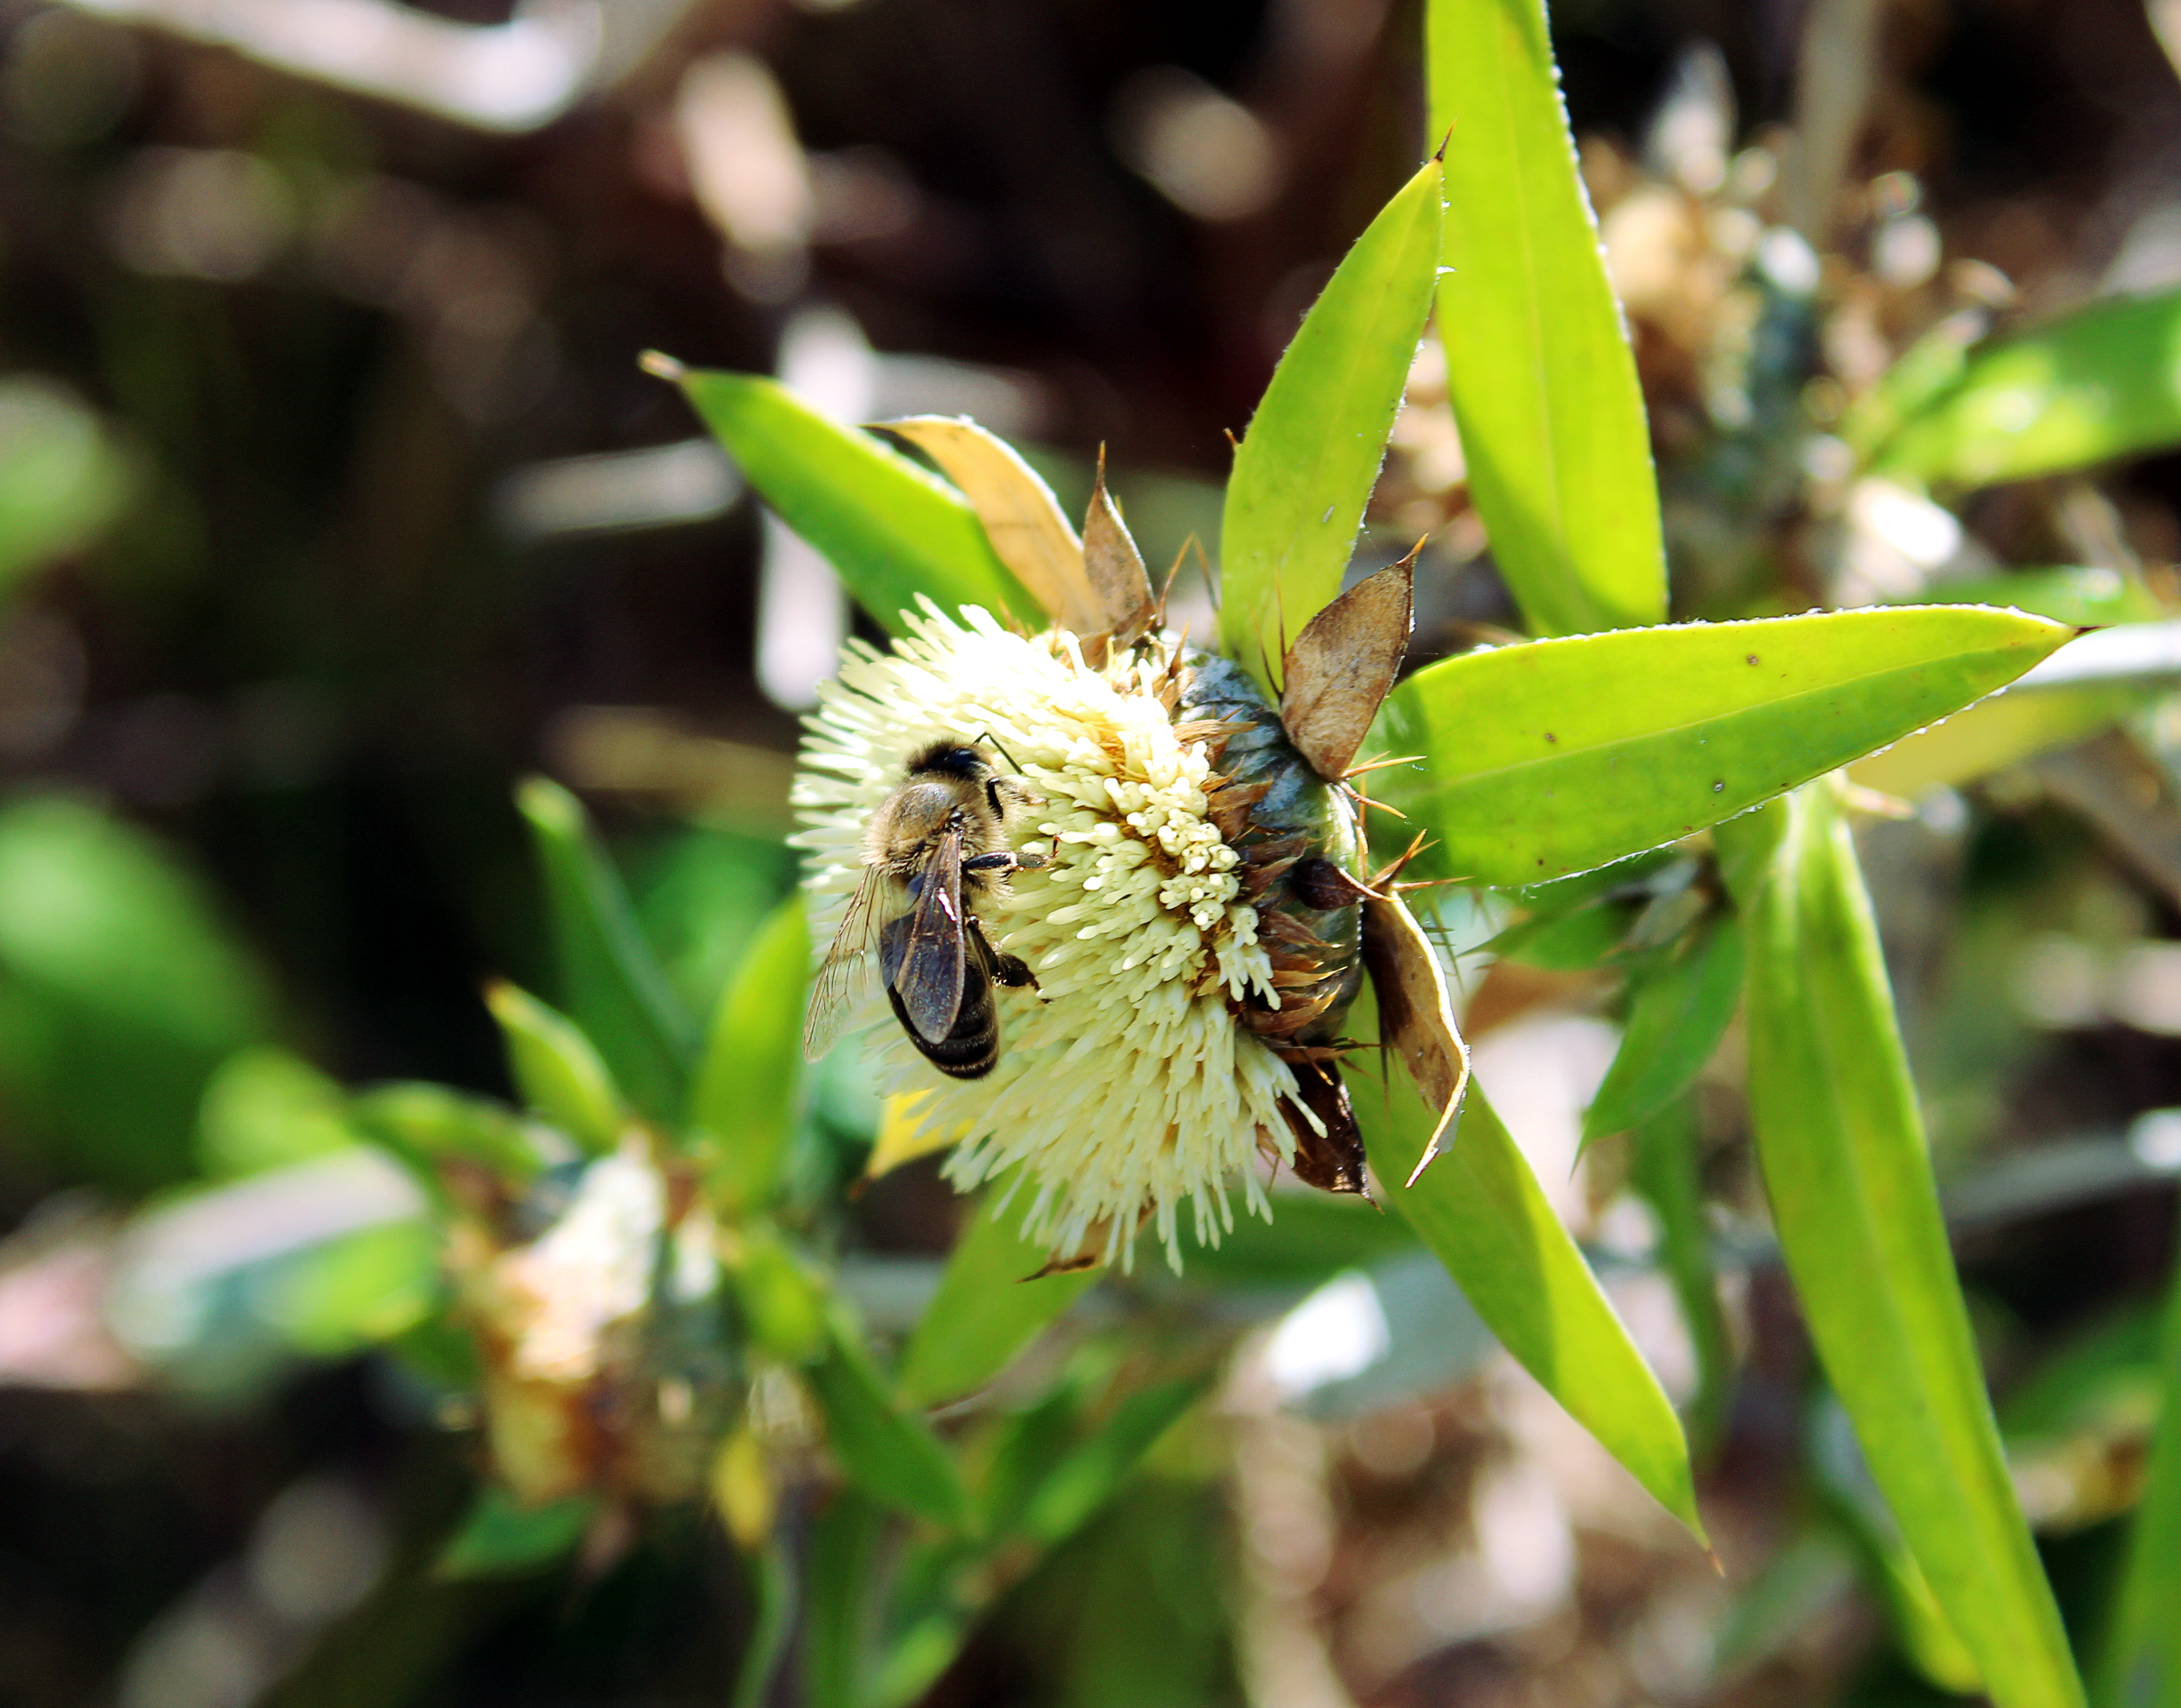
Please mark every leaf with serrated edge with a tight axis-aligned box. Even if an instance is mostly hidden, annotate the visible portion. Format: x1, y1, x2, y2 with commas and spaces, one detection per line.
878, 417, 1102, 633
1282, 557, 1416, 780
1360, 890, 1468, 1184
1370, 607, 2078, 887
1082, 457, 1155, 641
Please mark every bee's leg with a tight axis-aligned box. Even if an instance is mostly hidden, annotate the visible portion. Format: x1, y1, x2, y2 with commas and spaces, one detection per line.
966, 912, 1039, 991
963, 850, 1045, 874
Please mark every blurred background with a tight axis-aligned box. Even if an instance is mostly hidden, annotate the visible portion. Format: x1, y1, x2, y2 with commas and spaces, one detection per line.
6, 0, 2181, 1703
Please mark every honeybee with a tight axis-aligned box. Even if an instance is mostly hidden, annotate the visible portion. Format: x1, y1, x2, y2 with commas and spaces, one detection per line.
802, 740, 1046, 1079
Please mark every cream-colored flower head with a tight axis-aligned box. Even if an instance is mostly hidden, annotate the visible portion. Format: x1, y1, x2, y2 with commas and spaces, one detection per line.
792, 601, 1317, 1267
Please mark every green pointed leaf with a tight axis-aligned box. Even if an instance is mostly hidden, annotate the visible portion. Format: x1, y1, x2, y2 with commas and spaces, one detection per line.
1352, 988, 1704, 1539
1872, 287, 2181, 490
2096, 1262, 2181, 1707
808, 1307, 972, 1528
1629, 1098, 1732, 1453
1898, 566, 2160, 628
1427, 0, 1665, 634
1371, 606, 2076, 886
665, 364, 1034, 634
1582, 913, 1743, 1147
517, 778, 693, 1127
484, 981, 622, 1153
1744, 781, 2083, 1708
434, 1486, 595, 1580
1219, 156, 1444, 693
898, 1179, 1098, 1408
690, 896, 807, 1214
1850, 680, 2143, 797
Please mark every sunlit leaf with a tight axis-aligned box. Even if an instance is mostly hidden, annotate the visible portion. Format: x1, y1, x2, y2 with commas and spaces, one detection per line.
1872, 288, 2181, 490
1581, 913, 1743, 1147
1811, 1396, 1984, 1695
1426, 0, 1665, 634
434, 1485, 595, 1580
1352, 986, 1704, 1539
2095, 1265, 2181, 1707
517, 777, 694, 1127
663, 363, 1035, 634
808, 1307, 972, 1528
690, 895, 807, 1214
898, 1179, 1098, 1408
1849, 680, 2143, 797
484, 981, 623, 1154
1743, 780, 2083, 1708
0, 378, 130, 589
1370, 606, 2076, 886
1219, 155, 1443, 694
1900, 566, 2160, 628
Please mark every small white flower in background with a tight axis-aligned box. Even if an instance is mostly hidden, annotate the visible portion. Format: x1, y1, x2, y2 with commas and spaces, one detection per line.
794, 601, 1323, 1267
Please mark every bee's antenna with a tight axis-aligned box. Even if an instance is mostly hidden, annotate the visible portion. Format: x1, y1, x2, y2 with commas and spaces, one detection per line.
971, 729, 1031, 776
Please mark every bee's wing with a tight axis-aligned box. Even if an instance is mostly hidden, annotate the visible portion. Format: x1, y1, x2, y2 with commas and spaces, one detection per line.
895, 827, 968, 1044
802, 868, 887, 1063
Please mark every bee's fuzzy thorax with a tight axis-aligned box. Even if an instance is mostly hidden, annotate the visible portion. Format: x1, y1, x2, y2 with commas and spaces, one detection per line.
794, 601, 1360, 1269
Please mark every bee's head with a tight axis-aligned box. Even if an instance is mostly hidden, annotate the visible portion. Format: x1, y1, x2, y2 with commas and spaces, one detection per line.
904, 741, 992, 782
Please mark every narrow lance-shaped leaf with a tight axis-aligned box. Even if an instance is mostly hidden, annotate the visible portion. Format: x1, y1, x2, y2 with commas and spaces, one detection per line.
1351, 986, 1704, 1540
1849, 681, 2144, 799
1871, 287, 2181, 490
517, 778, 694, 1126
1370, 606, 2076, 886
1220, 154, 1443, 695
1581, 912, 1743, 1149
1428, 0, 1665, 634
1737, 781, 2084, 1708
656, 360, 1037, 633
807, 1305, 972, 1529
898, 1177, 1099, 1408
690, 895, 807, 1214
484, 981, 623, 1154
2094, 1252, 2181, 1708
